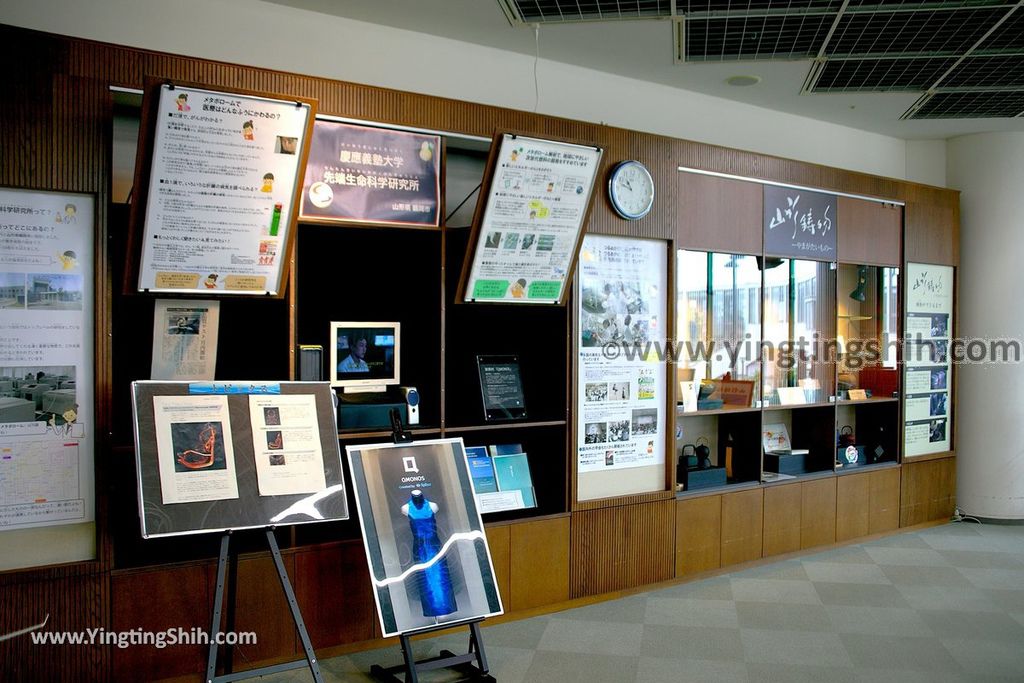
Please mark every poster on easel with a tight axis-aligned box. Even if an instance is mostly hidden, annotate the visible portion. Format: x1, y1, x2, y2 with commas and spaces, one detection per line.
0, 188, 95, 553
458, 132, 603, 305
347, 438, 503, 637
903, 263, 953, 457
132, 83, 315, 296
131, 381, 346, 538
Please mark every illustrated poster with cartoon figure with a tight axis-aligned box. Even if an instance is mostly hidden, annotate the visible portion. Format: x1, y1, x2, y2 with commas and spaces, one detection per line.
137, 84, 312, 295
0, 188, 95, 534
463, 134, 603, 304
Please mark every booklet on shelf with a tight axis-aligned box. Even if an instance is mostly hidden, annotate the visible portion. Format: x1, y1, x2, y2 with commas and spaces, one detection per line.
465, 445, 498, 494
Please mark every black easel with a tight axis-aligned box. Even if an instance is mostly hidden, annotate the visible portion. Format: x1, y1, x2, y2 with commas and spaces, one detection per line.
367, 410, 495, 682
369, 619, 495, 683
205, 528, 323, 683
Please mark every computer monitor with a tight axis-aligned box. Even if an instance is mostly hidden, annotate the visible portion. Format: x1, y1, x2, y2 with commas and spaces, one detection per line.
329, 322, 400, 392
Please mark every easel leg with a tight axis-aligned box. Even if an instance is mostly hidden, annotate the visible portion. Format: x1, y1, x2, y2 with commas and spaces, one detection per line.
399, 634, 419, 683
469, 621, 490, 674
265, 529, 324, 683
205, 533, 230, 683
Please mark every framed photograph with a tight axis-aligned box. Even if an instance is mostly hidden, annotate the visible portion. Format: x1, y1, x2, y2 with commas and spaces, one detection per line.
129, 81, 315, 296
346, 438, 503, 637
457, 131, 603, 305
476, 355, 527, 421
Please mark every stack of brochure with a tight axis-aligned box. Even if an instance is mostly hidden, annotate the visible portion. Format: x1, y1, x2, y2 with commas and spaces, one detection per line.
464, 444, 537, 514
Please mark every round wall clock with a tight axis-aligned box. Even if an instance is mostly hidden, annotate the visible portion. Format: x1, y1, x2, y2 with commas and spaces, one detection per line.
608, 160, 654, 220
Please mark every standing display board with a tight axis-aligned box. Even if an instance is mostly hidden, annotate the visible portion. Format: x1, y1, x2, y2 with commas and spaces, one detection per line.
576, 235, 668, 500
299, 120, 441, 227
458, 132, 602, 305
347, 438, 502, 637
0, 187, 95, 570
131, 381, 346, 537
903, 263, 954, 457
131, 83, 315, 296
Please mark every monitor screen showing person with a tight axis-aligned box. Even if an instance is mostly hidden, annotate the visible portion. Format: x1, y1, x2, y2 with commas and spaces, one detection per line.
330, 322, 400, 388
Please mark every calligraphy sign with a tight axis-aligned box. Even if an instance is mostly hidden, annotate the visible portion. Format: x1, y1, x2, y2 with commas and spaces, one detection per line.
764, 185, 837, 259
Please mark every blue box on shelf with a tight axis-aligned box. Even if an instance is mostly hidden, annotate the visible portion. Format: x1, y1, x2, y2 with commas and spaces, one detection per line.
686, 466, 727, 490
764, 450, 807, 476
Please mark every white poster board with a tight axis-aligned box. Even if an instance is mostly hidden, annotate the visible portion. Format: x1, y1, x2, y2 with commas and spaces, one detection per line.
0, 187, 95, 569
903, 263, 953, 457
576, 235, 668, 500
462, 134, 602, 304
137, 84, 312, 295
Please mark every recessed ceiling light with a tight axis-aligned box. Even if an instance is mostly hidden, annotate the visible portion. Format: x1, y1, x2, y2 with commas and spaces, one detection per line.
725, 75, 761, 87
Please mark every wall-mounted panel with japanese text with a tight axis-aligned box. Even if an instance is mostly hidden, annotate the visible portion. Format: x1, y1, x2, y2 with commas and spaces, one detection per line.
764, 185, 837, 260
459, 133, 603, 305
903, 262, 954, 458
135, 84, 314, 296
299, 121, 441, 228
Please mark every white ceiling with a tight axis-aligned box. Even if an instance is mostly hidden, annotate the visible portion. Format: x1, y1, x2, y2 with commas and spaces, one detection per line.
267, 0, 1024, 140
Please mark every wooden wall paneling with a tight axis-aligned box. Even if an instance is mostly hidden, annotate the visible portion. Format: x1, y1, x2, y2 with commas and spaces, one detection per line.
763, 483, 802, 557
570, 501, 675, 598
721, 488, 763, 566
900, 459, 927, 527
677, 172, 762, 254
836, 473, 871, 542
675, 495, 722, 577
228, 553, 299, 670
801, 478, 837, 549
0, 573, 108, 682
111, 566, 209, 679
294, 542, 376, 650
868, 467, 901, 534
511, 517, 571, 610
484, 525, 512, 612
904, 187, 959, 267
929, 456, 958, 522
837, 197, 902, 267
901, 457, 956, 527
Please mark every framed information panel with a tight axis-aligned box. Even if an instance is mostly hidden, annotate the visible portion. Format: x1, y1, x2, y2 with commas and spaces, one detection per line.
903, 263, 954, 458
347, 438, 503, 637
299, 119, 441, 227
576, 235, 668, 501
130, 82, 315, 296
0, 187, 96, 570
131, 381, 347, 538
457, 132, 603, 305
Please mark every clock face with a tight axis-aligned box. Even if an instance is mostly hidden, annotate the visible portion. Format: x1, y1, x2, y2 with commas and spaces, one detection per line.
609, 161, 654, 220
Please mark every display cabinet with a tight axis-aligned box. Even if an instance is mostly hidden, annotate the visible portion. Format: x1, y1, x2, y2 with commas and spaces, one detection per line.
835, 263, 901, 470
762, 258, 837, 407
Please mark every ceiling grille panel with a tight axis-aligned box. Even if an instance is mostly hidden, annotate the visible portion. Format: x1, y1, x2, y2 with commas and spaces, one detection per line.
825, 8, 1007, 57
975, 9, 1024, 51
910, 90, 1024, 117
680, 0, 843, 12
498, 0, 1024, 119
685, 14, 836, 60
505, 0, 673, 22
942, 55, 1024, 88
815, 57, 959, 91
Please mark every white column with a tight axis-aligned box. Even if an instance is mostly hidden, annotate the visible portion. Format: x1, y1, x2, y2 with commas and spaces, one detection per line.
946, 133, 1024, 520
